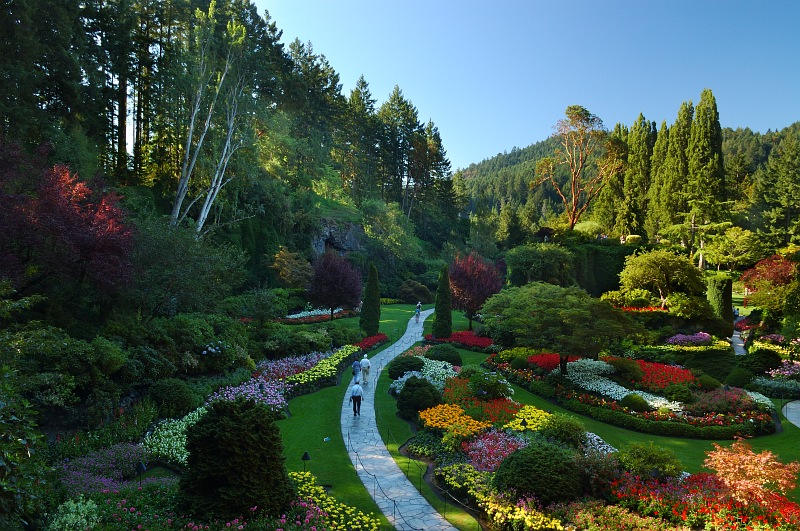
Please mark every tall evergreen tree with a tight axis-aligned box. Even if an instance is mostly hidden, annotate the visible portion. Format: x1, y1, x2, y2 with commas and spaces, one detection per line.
686, 88, 725, 268
756, 134, 800, 246
658, 101, 694, 243
359, 262, 381, 336
378, 86, 420, 206
496, 201, 526, 249
432, 264, 452, 338
592, 124, 627, 233
644, 121, 670, 239
618, 113, 652, 238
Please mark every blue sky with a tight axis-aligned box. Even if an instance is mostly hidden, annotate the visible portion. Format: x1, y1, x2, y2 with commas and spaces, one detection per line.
255, 1, 800, 171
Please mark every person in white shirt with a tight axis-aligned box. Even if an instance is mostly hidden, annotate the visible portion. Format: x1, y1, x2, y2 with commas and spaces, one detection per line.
360, 354, 371, 384
349, 383, 364, 415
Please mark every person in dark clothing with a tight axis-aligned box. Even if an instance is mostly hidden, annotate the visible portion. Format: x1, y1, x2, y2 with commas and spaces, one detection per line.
349, 383, 364, 416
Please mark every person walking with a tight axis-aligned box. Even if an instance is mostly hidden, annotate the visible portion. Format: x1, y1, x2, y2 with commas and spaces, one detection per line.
360, 354, 371, 384
349, 382, 364, 416
351, 358, 361, 383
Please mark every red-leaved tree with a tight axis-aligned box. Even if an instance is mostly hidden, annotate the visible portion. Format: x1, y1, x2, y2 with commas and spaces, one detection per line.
449, 252, 503, 330
0, 142, 133, 295
307, 252, 362, 321
740, 254, 798, 315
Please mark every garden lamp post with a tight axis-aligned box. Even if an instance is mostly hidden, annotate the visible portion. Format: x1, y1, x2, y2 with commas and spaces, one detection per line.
302, 451, 311, 472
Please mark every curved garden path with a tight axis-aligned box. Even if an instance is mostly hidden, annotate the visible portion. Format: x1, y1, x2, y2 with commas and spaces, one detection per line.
339, 308, 457, 531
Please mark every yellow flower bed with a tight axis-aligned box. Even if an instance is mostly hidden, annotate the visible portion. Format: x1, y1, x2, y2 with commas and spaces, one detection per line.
290, 471, 381, 530
504, 405, 552, 432
419, 403, 491, 435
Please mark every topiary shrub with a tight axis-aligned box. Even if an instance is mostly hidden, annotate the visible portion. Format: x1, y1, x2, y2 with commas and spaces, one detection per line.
695, 373, 722, 391
148, 378, 201, 419
737, 348, 783, 376
663, 383, 694, 403
396, 377, 442, 421
387, 356, 425, 380
179, 399, 294, 520
619, 393, 652, 413
509, 356, 531, 371
616, 441, 683, 479
396, 279, 432, 304
606, 357, 644, 383
359, 262, 381, 336
537, 413, 585, 448
492, 439, 582, 506
425, 344, 462, 366
725, 367, 754, 388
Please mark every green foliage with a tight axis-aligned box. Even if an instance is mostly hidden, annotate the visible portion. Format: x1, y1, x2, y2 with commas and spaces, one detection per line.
725, 367, 754, 388
666, 292, 714, 320
606, 357, 644, 382
424, 344, 462, 366
509, 356, 531, 371
619, 393, 653, 412
321, 321, 365, 348
432, 264, 452, 338
616, 441, 683, 479
44, 496, 101, 531
215, 288, 293, 323
396, 279, 432, 304
90, 336, 128, 378
468, 371, 514, 400
706, 273, 734, 336
148, 378, 201, 419
492, 438, 582, 506
663, 383, 694, 403
0, 367, 47, 530
695, 373, 722, 391
538, 413, 586, 448
568, 242, 638, 297
359, 263, 381, 335
619, 249, 706, 308
396, 376, 442, 421
505, 243, 575, 287
737, 347, 783, 375
386, 356, 425, 380
179, 399, 294, 519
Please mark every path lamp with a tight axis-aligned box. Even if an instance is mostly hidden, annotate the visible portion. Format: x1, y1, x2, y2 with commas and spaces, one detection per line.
301, 451, 311, 472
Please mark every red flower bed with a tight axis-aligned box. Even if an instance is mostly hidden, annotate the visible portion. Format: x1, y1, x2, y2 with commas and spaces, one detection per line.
353, 333, 388, 351
444, 377, 521, 424
425, 330, 493, 349
528, 353, 578, 372
635, 359, 695, 391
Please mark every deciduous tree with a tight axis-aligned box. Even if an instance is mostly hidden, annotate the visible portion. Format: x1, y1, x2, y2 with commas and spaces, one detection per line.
618, 249, 706, 308
449, 253, 502, 330
533, 105, 624, 230
307, 252, 362, 320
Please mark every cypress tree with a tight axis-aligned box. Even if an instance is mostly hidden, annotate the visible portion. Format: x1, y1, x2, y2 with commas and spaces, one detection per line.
618, 113, 652, 238
658, 100, 694, 243
432, 264, 452, 338
707, 273, 734, 336
644, 121, 669, 239
359, 262, 381, 336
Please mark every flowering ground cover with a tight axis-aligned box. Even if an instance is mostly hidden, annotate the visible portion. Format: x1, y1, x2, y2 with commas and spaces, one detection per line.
425, 330, 494, 349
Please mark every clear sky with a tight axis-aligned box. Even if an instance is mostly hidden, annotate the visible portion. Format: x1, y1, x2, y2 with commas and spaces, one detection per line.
254, 0, 800, 171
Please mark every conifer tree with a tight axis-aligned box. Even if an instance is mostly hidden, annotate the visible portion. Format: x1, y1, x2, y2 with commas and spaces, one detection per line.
618, 114, 653, 238
658, 101, 694, 244
644, 121, 670, 239
432, 264, 452, 338
687, 88, 725, 268
359, 262, 381, 336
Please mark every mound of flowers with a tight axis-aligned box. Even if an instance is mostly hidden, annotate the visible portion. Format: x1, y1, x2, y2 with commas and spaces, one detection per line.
425, 330, 494, 350
665, 331, 712, 346
275, 307, 356, 324
289, 471, 380, 530
353, 333, 389, 351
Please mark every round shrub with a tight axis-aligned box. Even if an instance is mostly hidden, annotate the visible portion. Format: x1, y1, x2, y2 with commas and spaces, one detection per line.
457, 364, 486, 379
695, 373, 722, 391
606, 357, 644, 383
425, 344, 462, 366
725, 367, 754, 388
397, 279, 432, 304
509, 356, 531, 371
663, 383, 694, 403
468, 372, 513, 400
149, 378, 201, 419
492, 439, 582, 506
396, 376, 442, 421
387, 356, 424, 380
619, 393, 652, 412
737, 348, 783, 375
538, 413, 585, 448
179, 399, 294, 519
616, 441, 682, 479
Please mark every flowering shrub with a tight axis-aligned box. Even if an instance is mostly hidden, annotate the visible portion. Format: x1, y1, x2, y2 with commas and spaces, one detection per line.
275, 307, 356, 324
253, 352, 329, 380
419, 403, 491, 436
206, 378, 291, 413
289, 471, 380, 530
462, 429, 528, 471
665, 331, 712, 346
444, 377, 521, 424
684, 387, 762, 416
389, 357, 458, 394
425, 330, 494, 349
143, 407, 207, 466
760, 333, 786, 344
57, 443, 152, 497
768, 360, 800, 380
353, 333, 388, 351
735, 316, 763, 332
504, 405, 552, 432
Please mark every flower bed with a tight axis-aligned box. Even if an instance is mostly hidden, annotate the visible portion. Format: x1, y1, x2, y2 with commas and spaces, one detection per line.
289, 471, 380, 530
353, 333, 388, 351
425, 330, 494, 350
274, 307, 356, 324
285, 345, 360, 397
665, 331, 712, 346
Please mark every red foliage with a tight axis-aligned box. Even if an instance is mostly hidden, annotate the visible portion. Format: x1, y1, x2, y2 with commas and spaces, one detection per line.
307, 252, 362, 315
449, 252, 502, 323
740, 255, 797, 291
0, 144, 133, 293
425, 330, 493, 349
353, 333, 388, 351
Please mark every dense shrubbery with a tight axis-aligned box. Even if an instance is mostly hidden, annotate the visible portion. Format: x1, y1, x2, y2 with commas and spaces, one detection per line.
148, 378, 201, 419
425, 343, 463, 366
397, 376, 442, 421
386, 355, 425, 380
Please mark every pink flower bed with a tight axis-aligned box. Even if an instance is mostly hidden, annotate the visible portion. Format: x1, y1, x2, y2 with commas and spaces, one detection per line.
462, 428, 528, 471
425, 330, 493, 349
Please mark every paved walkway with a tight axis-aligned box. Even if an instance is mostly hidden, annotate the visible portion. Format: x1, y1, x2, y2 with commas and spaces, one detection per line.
783, 400, 800, 429
730, 329, 746, 356
340, 309, 457, 531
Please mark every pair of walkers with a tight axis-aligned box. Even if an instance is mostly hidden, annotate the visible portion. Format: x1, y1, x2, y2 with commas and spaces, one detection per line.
349, 354, 371, 416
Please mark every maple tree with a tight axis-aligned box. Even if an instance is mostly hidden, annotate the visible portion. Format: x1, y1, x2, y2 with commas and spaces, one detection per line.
704, 438, 800, 506
307, 252, 362, 320
740, 254, 798, 315
449, 252, 502, 330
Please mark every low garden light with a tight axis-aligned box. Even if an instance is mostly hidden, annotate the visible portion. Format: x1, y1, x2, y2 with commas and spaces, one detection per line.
301, 451, 311, 472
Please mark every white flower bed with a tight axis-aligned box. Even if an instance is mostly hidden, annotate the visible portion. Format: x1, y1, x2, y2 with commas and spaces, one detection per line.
143, 406, 208, 466
389, 357, 458, 394
284, 307, 343, 319
746, 390, 776, 410
553, 358, 682, 412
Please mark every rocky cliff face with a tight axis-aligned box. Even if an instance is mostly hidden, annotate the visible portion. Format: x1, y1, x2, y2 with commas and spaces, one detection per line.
311, 218, 365, 255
